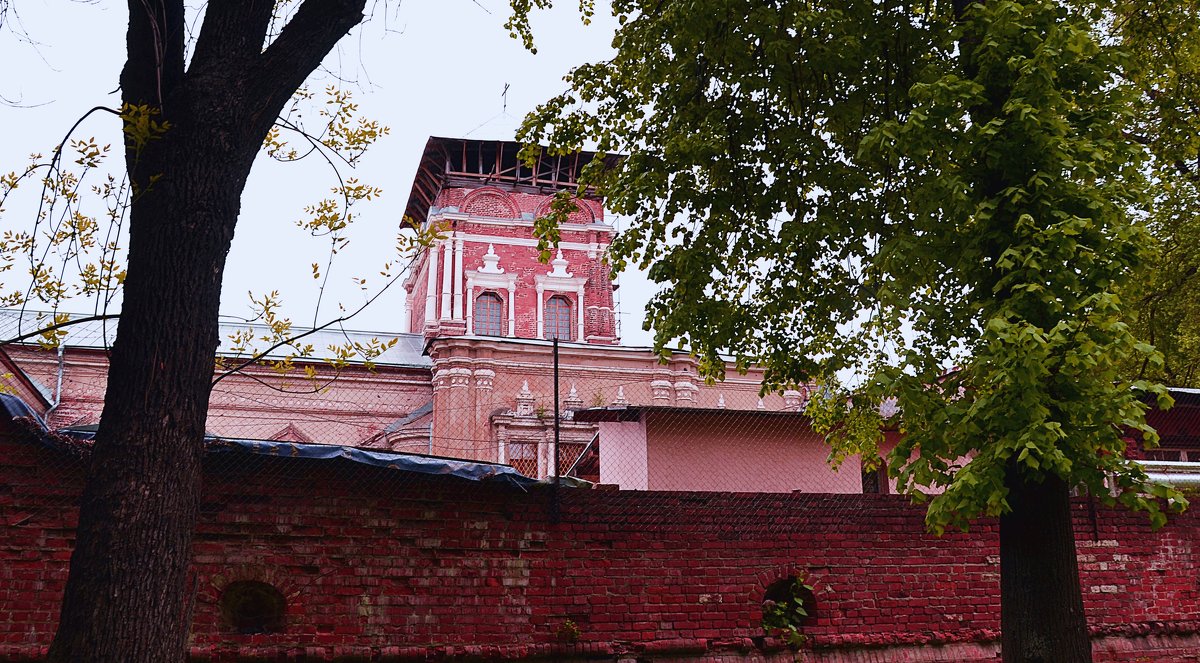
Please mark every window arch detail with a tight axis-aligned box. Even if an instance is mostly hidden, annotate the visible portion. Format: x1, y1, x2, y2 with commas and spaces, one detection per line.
545, 295, 574, 341
220, 580, 287, 635
474, 292, 505, 337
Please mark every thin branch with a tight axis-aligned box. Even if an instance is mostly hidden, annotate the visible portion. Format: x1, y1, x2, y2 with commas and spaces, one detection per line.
213, 361, 346, 395
211, 252, 415, 386
0, 314, 120, 346
24, 105, 121, 286
274, 117, 355, 169
272, 117, 352, 326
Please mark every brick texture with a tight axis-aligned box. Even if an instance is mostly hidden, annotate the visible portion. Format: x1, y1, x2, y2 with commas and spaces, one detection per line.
1, 430, 1198, 662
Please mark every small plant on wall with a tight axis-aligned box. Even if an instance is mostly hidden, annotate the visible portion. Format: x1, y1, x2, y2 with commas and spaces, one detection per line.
555, 618, 581, 643
761, 576, 814, 647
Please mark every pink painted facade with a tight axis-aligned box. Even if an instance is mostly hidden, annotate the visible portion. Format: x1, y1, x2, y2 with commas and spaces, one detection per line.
642, 411, 860, 493
402, 138, 618, 345
0, 137, 848, 492
1, 342, 433, 448
422, 335, 787, 474
581, 410, 864, 493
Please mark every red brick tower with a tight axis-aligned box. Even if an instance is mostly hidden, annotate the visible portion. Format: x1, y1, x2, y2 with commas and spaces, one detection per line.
402, 137, 620, 345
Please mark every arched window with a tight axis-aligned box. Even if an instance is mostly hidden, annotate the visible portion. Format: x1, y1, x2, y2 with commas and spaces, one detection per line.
220, 581, 287, 634
474, 292, 504, 336
545, 295, 573, 341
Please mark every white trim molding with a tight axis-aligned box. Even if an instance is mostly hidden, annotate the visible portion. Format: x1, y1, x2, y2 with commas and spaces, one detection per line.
424, 242, 440, 324
534, 250, 587, 340
452, 237, 464, 320
466, 269, 518, 337
439, 240, 453, 320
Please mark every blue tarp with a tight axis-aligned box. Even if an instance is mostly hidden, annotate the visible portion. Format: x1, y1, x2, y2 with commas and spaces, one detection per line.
0, 393, 585, 490
205, 437, 547, 489
0, 392, 46, 429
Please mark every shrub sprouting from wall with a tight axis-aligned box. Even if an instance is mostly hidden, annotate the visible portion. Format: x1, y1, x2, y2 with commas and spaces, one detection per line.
761, 576, 815, 647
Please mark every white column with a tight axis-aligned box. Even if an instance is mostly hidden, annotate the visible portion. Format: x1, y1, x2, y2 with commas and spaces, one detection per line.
440, 240, 452, 320
452, 237, 464, 320
424, 243, 439, 324
536, 285, 545, 338
466, 281, 475, 335
506, 285, 516, 337
576, 287, 585, 342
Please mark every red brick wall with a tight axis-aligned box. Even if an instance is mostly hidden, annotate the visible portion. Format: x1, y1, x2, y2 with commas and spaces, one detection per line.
2, 431, 1199, 662
424, 185, 618, 342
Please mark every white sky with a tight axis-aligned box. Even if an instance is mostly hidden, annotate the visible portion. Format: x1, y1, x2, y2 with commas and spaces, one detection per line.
0, 0, 658, 346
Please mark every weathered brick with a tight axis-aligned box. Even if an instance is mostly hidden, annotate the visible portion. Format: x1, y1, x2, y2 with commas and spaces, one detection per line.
2, 431, 1199, 662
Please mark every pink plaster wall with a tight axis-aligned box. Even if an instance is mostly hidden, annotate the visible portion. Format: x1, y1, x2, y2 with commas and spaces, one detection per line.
426, 337, 790, 469
598, 421, 648, 489
3, 345, 432, 449
644, 411, 862, 493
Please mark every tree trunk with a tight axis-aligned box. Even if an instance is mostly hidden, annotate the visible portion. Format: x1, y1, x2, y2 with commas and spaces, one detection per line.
1000, 462, 1093, 663
46, 102, 250, 663
46, 1, 366, 660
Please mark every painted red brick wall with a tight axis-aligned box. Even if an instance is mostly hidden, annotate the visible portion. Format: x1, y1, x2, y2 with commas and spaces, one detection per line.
2, 431, 1199, 662
414, 184, 618, 343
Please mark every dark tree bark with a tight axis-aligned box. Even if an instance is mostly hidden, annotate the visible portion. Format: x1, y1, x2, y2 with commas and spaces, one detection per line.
1000, 462, 1092, 663
46, 1, 366, 661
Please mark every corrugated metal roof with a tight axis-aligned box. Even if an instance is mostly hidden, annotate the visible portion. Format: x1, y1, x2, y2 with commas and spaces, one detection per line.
0, 309, 430, 369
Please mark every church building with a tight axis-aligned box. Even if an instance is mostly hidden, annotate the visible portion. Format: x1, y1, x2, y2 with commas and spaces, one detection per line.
0, 137, 861, 494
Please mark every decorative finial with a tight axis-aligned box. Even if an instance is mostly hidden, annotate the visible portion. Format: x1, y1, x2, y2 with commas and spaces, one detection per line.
564, 382, 583, 410
515, 380, 536, 417
612, 385, 628, 406
757, 398, 765, 410
548, 248, 573, 278
479, 243, 504, 274
717, 393, 726, 409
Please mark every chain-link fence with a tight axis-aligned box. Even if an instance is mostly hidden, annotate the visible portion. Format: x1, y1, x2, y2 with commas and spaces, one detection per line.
4, 308, 1200, 658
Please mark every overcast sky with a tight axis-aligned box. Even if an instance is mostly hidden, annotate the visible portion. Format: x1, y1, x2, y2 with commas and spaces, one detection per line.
0, 0, 658, 346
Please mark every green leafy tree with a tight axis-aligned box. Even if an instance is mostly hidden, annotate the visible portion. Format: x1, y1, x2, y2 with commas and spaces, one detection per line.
1119, 1, 1200, 387
514, 1, 1195, 661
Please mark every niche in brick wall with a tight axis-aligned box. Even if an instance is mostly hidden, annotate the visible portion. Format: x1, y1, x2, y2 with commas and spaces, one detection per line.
220, 580, 287, 635
535, 198, 595, 224
762, 576, 818, 628
462, 188, 519, 219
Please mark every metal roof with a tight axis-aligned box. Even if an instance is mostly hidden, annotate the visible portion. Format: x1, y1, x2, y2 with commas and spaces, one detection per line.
572, 405, 809, 423
0, 309, 430, 369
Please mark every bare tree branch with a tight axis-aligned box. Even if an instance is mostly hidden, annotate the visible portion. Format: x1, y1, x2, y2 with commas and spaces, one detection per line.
250, 0, 368, 137
0, 314, 121, 346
